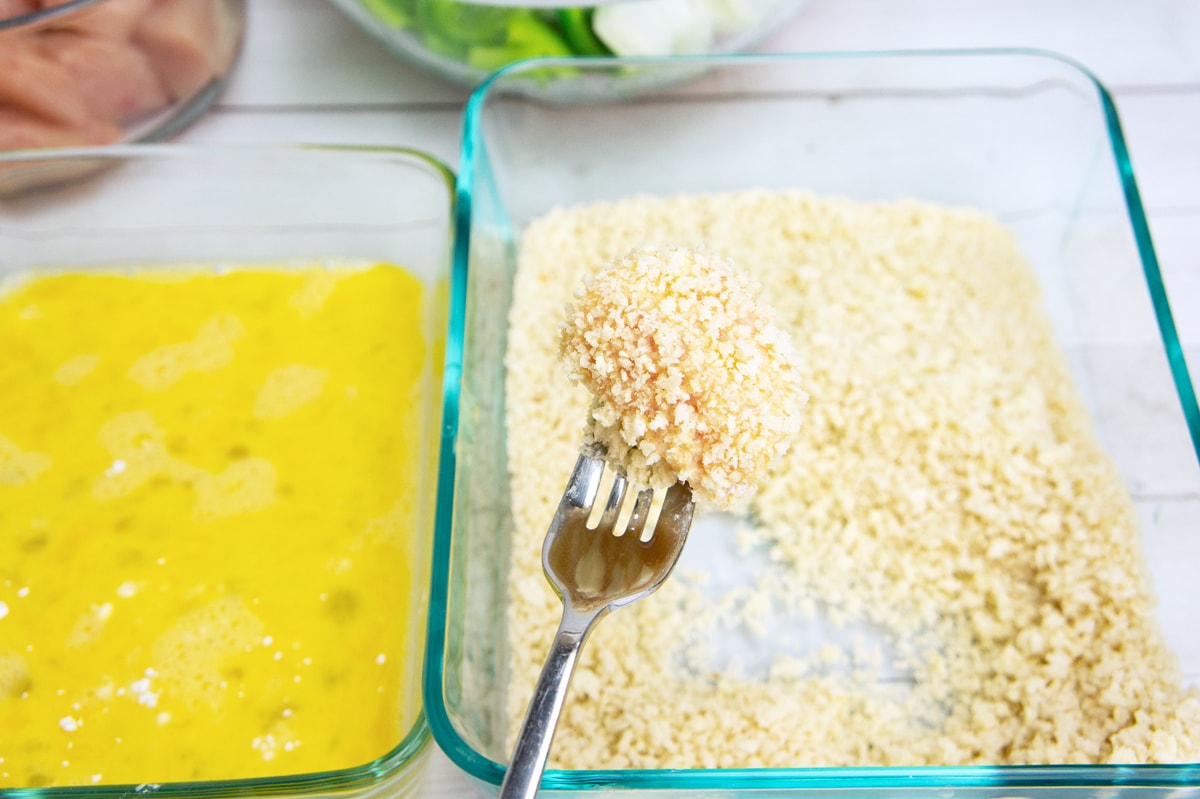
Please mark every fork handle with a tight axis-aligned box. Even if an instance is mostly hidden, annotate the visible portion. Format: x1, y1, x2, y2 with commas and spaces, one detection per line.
498, 608, 598, 799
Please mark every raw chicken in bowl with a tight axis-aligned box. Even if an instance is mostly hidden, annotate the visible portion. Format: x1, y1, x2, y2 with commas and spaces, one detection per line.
0, 0, 245, 152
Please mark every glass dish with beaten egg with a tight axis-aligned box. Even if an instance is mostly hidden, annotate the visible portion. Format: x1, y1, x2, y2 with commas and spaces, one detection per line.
0, 144, 453, 798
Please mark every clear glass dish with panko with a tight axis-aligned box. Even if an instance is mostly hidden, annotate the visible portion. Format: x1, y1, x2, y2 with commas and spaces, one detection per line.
0, 144, 454, 798
426, 50, 1200, 797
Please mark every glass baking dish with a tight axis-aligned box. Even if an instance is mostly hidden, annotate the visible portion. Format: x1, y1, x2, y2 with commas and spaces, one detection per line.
427, 50, 1200, 796
0, 144, 453, 799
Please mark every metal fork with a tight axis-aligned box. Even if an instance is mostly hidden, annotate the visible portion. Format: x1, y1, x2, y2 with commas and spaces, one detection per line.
497, 450, 695, 799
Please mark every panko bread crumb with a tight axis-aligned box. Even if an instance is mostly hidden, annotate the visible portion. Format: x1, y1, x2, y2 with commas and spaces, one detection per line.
559, 246, 805, 507
503, 190, 1200, 769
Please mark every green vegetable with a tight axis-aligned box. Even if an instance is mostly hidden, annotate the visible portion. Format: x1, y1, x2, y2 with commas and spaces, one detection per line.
361, 0, 604, 74
507, 13, 574, 57
414, 0, 511, 45
463, 12, 576, 72
556, 9, 610, 56
465, 44, 522, 72
360, 0, 415, 28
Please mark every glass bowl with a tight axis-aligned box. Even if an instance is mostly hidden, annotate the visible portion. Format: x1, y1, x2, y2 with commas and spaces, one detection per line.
0, 144, 454, 798
428, 50, 1200, 796
326, 0, 807, 96
0, 0, 245, 153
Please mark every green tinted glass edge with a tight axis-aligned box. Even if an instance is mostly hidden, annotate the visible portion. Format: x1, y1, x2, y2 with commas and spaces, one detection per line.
422, 72, 508, 785
425, 48, 1200, 791
1088, 82, 1200, 463
2, 718, 433, 799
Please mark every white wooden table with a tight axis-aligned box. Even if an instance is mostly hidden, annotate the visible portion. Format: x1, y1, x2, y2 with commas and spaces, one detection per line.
181, 3, 1200, 795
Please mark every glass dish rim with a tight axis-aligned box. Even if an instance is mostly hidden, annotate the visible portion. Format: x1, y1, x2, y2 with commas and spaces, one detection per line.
426, 46, 1200, 791
0, 0, 105, 32
0, 140, 454, 799
0, 140, 456, 177
0, 141, 457, 204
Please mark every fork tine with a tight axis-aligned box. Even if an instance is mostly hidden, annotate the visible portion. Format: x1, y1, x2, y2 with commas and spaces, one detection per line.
624, 488, 654, 540
594, 471, 628, 532
562, 453, 605, 510
659, 482, 695, 528
645, 482, 694, 550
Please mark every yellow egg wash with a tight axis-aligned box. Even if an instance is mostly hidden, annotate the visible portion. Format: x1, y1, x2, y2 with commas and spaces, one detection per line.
0, 263, 432, 788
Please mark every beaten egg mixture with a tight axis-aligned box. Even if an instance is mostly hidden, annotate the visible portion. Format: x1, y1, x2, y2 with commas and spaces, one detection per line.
0, 263, 432, 788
